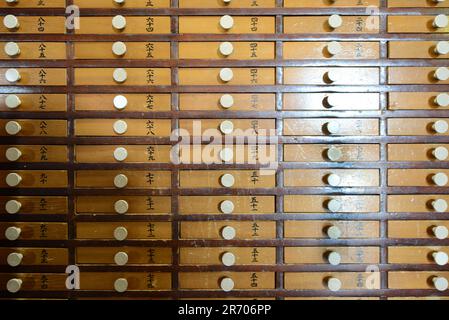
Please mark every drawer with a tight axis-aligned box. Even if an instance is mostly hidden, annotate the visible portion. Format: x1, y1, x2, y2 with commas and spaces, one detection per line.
179, 16, 275, 34
285, 0, 379, 7
388, 195, 449, 213
388, 16, 449, 33
178, 196, 275, 215
389, 220, 449, 239
74, 68, 171, 86
284, 144, 380, 162
0, 94, 66, 112
389, 92, 448, 110
285, 272, 380, 290
283, 93, 380, 111
284, 195, 380, 213
0, 222, 68, 241
388, 144, 449, 162
76, 247, 172, 265
0, 68, 67, 86
284, 221, 380, 239
0, 248, 68, 266
179, 93, 275, 111
179, 272, 275, 290
74, 42, 171, 60
75, 94, 171, 112
0, 196, 67, 215
388, 169, 449, 187
388, 247, 449, 265
0, 16, 66, 34
0, 42, 66, 60
389, 272, 449, 290
75, 17, 171, 34
285, 247, 380, 264
179, 119, 276, 137
74, 0, 170, 8
284, 118, 379, 136
389, 41, 449, 59
75, 145, 171, 163
179, 0, 276, 8
284, 67, 379, 85
76, 196, 171, 215
0, 0, 65, 7
0, 274, 66, 292
284, 169, 380, 187
284, 42, 380, 60
0, 145, 68, 163
179, 68, 275, 86
284, 16, 380, 34
179, 170, 276, 188
388, 67, 449, 84
179, 42, 275, 60
76, 170, 171, 189
180, 221, 276, 240
388, 118, 449, 136
179, 247, 276, 265
389, 0, 449, 7
75, 119, 171, 137
76, 222, 172, 240
0, 170, 68, 188
0, 119, 67, 137
79, 272, 171, 291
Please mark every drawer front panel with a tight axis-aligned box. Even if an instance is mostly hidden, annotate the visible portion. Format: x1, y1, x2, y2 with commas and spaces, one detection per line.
285, 272, 380, 290
179, 42, 275, 60
284, 67, 379, 85
388, 221, 449, 239
74, 68, 171, 86
284, 144, 380, 162
284, 119, 379, 136
0, 145, 68, 163
388, 16, 449, 33
284, 169, 380, 187
180, 170, 276, 188
388, 195, 449, 213
0, 223, 67, 240
75, 119, 171, 137
388, 67, 449, 84
388, 247, 449, 264
0, 17, 66, 34
75, 170, 171, 189
74, 0, 171, 8
284, 42, 380, 60
75, 17, 171, 34
0, 68, 67, 86
179, 93, 276, 111
179, 272, 275, 290
284, 195, 380, 213
76, 222, 172, 240
0, 196, 67, 215
178, 196, 275, 215
0, 120, 67, 137
179, 16, 276, 34
0, 94, 67, 112
0, 248, 68, 266
179, 247, 276, 265
283, 93, 380, 111
74, 42, 171, 59
76, 247, 172, 265
180, 221, 276, 240
75, 145, 171, 163
179, 68, 275, 86
389, 272, 449, 290
388, 92, 446, 110
0, 274, 67, 291
388, 169, 449, 187
0, 42, 66, 60
79, 272, 172, 290
284, 221, 380, 239
75, 94, 171, 112
284, 16, 380, 34
76, 196, 171, 215
388, 144, 449, 162
285, 247, 380, 264
0, 171, 68, 188
389, 41, 449, 59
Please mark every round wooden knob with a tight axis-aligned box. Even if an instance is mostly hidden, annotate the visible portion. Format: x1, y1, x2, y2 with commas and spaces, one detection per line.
220, 200, 235, 214
7, 252, 23, 267
6, 172, 22, 187
221, 226, 236, 240
327, 225, 341, 239
220, 94, 234, 109
5, 94, 21, 109
5, 147, 22, 162
113, 147, 128, 162
113, 226, 128, 241
114, 174, 128, 189
5, 121, 21, 135
3, 15, 19, 30
327, 199, 342, 212
220, 15, 234, 30
433, 226, 449, 240
433, 146, 449, 161
219, 147, 233, 162
433, 251, 449, 266
219, 68, 234, 82
220, 173, 235, 188
219, 120, 234, 135
435, 41, 449, 55
6, 278, 22, 293
5, 200, 21, 214
328, 14, 343, 29
432, 199, 448, 212
4, 42, 20, 57
5, 68, 21, 83
432, 276, 449, 291
326, 173, 341, 187
435, 93, 449, 107
113, 68, 127, 83
327, 41, 342, 56
433, 14, 449, 28
220, 277, 235, 292
221, 252, 236, 266
112, 41, 127, 56
327, 147, 343, 162
219, 42, 234, 56
434, 67, 449, 81
114, 252, 129, 266
325, 70, 339, 83
113, 95, 128, 110
114, 278, 128, 293
432, 172, 448, 186
112, 15, 127, 30
114, 200, 129, 215
324, 121, 340, 135
327, 251, 342, 266
113, 120, 128, 135
5, 226, 21, 240
327, 277, 342, 292
432, 120, 449, 134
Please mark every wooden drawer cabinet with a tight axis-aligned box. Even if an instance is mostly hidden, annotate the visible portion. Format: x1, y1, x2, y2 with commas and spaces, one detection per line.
0, 119, 67, 137
284, 195, 380, 214
179, 93, 275, 111
74, 42, 171, 60
0, 170, 68, 188
284, 169, 380, 187
76, 196, 171, 215
0, 145, 68, 163
75, 17, 171, 34
284, 144, 380, 162
75, 94, 171, 112
388, 16, 449, 33
284, 118, 379, 136
388, 195, 449, 213
74, 0, 170, 8
285, 221, 380, 239
283, 93, 380, 111
0, 196, 67, 215
0, 274, 67, 292
79, 273, 172, 291
0, 42, 66, 60
285, 0, 379, 7
284, 16, 380, 34
285, 272, 380, 290
76, 222, 172, 240
179, 0, 276, 8
74, 68, 171, 86
75, 119, 171, 137
179, 170, 276, 189
388, 247, 449, 265
178, 196, 275, 215
389, 272, 449, 290
0, 0, 65, 7
388, 169, 449, 187
0, 68, 67, 86
0, 16, 66, 34
0, 223, 68, 241
178, 68, 275, 86
76, 170, 171, 189
179, 272, 275, 290
389, 220, 449, 239
0, 248, 68, 266
389, 67, 449, 84
180, 221, 276, 240
75, 145, 171, 163
76, 247, 172, 265
179, 42, 275, 60
179, 16, 275, 34
284, 67, 379, 85
388, 144, 449, 162
389, 92, 449, 110
388, 118, 449, 136
179, 247, 276, 265
284, 42, 380, 60
179, 119, 276, 137
285, 247, 380, 264
389, 41, 449, 59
